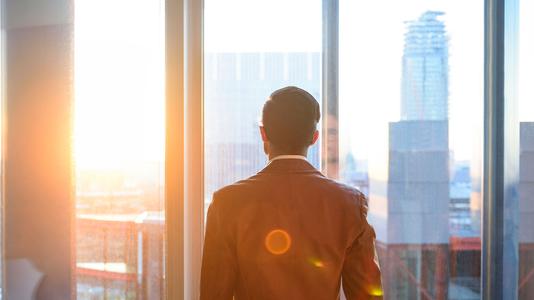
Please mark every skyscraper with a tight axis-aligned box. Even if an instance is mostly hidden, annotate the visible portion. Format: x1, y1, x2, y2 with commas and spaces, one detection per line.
375, 11, 451, 299
401, 11, 449, 121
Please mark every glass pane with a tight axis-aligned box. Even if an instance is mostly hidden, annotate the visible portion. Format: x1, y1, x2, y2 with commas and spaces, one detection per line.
518, 2, 534, 298
203, 0, 322, 213
339, 2, 483, 299
74, 1, 165, 298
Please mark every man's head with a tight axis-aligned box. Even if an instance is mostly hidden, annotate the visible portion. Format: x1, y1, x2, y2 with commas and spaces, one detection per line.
260, 86, 321, 157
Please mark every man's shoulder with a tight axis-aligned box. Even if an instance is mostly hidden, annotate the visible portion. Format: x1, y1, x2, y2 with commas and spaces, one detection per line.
322, 178, 367, 206
214, 173, 365, 206
212, 174, 262, 199
208, 174, 264, 215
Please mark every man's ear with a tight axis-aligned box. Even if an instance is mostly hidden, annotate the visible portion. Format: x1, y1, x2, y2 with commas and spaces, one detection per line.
311, 130, 319, 145
260, 126, 269, 142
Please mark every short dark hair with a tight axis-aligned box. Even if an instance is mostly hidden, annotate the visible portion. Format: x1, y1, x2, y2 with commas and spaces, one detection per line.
261, 86, 321, 152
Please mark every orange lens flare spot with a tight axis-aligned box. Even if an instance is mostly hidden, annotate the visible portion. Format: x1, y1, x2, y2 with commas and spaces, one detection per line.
265, 229, 291, 255
368, 286, 383, 297
308, 258, 324, 268
313, 261, 324, 268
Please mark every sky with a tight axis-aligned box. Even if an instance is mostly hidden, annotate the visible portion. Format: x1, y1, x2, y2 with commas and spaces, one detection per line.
74, 0, 165, 168
74, 0, 533, 170
205, 0, 533, 168
205, 0, 485, 169
519, 0, 534, 122
338, 0, 484, 179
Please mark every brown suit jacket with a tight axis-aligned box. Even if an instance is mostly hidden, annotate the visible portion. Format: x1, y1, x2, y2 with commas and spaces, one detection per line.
200, 158, 382, 299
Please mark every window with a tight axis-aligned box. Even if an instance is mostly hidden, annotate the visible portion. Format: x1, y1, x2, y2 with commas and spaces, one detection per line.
203, 0, 323, 212
74, 0, 165, 298
338, 2, 483, 298
518, 1, 534, 298
0, 0, 530, 298
202, 0, 488, 298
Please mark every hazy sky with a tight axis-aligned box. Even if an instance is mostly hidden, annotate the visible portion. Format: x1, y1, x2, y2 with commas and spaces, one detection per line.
75, 0, 165, 168
75, 0, 532, 169
338, 0, 484, 176
519, 0, 534, 122
206, 0, 485, 165
205, 0, 533, 168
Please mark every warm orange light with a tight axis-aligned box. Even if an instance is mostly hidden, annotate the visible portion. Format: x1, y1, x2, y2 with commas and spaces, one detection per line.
308, 257, 324, 268
368, 286, 383, 297
265, 229, 291, 255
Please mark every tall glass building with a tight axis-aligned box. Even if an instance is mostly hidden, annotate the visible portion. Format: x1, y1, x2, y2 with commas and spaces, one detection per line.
401, 11, 449, 121
376, 11, 453, 299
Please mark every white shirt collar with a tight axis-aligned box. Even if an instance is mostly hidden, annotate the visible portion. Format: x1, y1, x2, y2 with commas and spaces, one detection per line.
269, 155, 308, 163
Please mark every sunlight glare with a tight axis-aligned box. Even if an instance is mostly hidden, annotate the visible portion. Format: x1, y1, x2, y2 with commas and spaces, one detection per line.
74, 0, 165, 169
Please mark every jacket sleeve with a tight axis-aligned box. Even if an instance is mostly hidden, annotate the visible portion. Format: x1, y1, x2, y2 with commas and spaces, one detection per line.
342, 198, 383, 300
200, 192, 237, 300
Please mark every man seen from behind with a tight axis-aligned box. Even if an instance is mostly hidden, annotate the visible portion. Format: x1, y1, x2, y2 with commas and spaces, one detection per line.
200, 86, 383, 299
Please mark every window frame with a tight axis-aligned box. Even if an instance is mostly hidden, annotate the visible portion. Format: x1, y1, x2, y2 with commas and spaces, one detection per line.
165, 0, 186, 298
482, 0, 520, 299
169, 0, 523, 299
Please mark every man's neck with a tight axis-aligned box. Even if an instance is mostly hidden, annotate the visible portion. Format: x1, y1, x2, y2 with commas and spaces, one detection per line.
269, 154, 308, 162
268, 150, 308, 161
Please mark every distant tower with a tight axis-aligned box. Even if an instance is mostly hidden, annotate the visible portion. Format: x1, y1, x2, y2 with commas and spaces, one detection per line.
401, 11, 448, 121
378, 11, 450, 299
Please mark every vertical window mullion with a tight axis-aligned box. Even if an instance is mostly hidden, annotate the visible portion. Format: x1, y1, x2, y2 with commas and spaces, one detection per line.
184, 0, 204, 298
482, 0, 520, 298
165, 0, 185, 298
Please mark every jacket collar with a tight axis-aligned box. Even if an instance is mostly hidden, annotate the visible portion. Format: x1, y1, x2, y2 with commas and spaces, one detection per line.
258, 158, 323, 175
269, 154, 307, 163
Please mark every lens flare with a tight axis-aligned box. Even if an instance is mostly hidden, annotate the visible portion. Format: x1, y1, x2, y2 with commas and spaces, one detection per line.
308, 257, 324, 268
265, 229, 291, 255
369, 286, 384, 296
